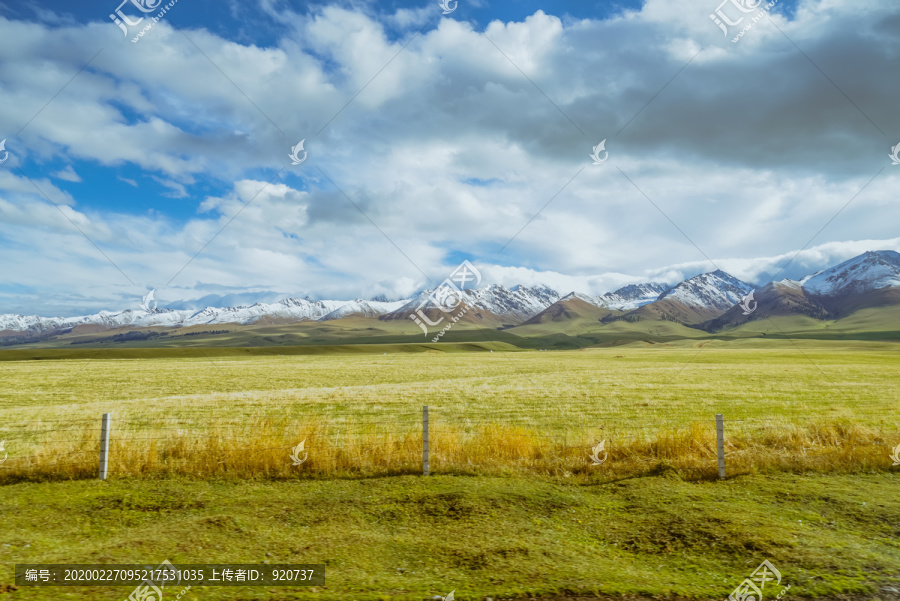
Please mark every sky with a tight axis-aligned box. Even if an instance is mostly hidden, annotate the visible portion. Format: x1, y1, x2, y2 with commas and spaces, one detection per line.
0, 0, 898, 317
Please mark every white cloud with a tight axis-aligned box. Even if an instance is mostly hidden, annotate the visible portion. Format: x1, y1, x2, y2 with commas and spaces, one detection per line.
0, 0, 899, 315
51, 165, 81, 182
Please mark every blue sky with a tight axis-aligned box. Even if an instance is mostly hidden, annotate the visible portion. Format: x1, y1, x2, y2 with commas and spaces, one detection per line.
6, 0, 652, 38
0, 0, 897, 316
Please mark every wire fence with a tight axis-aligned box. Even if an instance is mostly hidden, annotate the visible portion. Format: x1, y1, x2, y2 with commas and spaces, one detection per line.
1, 407, 898, 481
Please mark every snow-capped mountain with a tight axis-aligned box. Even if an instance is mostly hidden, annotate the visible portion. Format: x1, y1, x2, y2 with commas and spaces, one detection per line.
471, 285, 560, 321
182, 297, 349, 324
577, 282, 671, 311
563, 292, 607, 306
0, 285, 562, 337
614, 269, 754, 325
702, 251, 900, 330
387, 284, 560, 323
701, 278, 828, 332
0, 297, 375, 336
537, 273, 752, 327
0, 309, 194, 336
2, 250, 899, 341
802, 250, 900, 296
657, 270, 753, 311
319, 299, 408, 320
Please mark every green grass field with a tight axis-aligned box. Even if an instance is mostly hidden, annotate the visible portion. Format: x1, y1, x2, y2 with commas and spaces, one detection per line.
2, 339, 899, 599
2, 473, 899, 600
2, 338, 897, 426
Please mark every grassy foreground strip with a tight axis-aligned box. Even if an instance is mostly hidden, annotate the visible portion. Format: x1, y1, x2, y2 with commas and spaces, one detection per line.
1, 473, 898, 600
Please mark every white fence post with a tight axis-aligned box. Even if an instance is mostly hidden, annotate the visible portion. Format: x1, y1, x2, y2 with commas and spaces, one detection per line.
99, 412, 111, 481
716, 413, 725, 480
423, 405, 429, 476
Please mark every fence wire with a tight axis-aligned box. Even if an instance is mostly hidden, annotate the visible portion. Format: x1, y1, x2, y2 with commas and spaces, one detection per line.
1, 407, 897, 478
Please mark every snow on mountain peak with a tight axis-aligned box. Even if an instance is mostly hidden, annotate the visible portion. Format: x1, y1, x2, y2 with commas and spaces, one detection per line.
602, 282, 671, 310
2, 251, 898, 337
391, 284, 560, 322
570, 283, 671, 311
802, 250, 900, 297
319, 299, 408, 320
657, 270, 753, 311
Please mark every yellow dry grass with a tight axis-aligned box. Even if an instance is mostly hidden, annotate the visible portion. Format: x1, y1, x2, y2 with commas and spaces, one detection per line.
1, 415, 895, 482
1, 341, 898, 481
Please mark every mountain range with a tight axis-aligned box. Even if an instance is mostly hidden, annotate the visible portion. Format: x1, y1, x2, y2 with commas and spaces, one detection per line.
702, 250, 900, 332
2, 250, 899, 346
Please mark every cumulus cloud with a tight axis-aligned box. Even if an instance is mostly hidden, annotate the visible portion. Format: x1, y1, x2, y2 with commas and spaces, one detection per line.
0, 0, 899, 315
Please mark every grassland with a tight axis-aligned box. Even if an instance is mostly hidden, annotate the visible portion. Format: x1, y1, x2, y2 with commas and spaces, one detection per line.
2, 339, 900, 599
0, 339, 897, 481
1, 473, 899, 600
